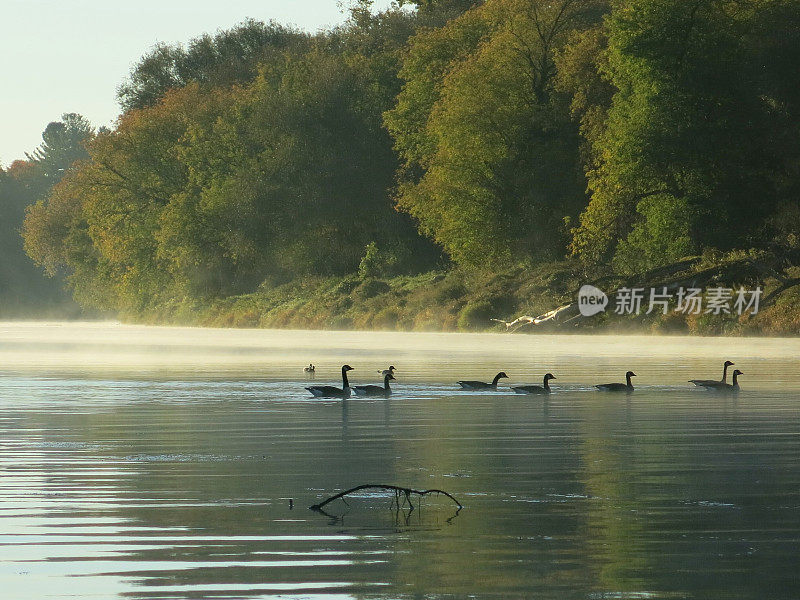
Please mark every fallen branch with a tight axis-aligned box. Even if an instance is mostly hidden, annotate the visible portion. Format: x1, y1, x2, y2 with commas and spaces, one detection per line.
491, 303, 575, 332
309, 484, 463, 512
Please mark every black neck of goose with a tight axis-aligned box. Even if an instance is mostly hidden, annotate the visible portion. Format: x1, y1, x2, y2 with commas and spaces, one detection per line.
342, 368, 350, 389
732, 372, 739, 387
384, 374, 392, 389
543, 375, 550, 390
626, 373, 633, 387
722, 362, 730, 382
491, 373, 502, 386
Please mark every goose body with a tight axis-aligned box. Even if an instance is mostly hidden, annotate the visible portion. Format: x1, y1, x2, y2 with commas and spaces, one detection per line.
353, 373, 394, 398
304, 363, 315, 373
512, 373, 556, 395
596, 371, 636, 392
699, 369, 742, 392
306, 365, 353, 398
457, 372, 508, 390
689, 360, 733, 388
378, 365, 396, 377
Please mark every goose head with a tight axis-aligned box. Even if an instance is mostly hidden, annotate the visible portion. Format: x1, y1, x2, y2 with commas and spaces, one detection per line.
388, 366, 396, 372
732, 369, 743, 376
544, 373, 556, 381
626, 371, 637, 378
724, 360, 734, 367
342, 365, 354, 372
497, 372, 508, 379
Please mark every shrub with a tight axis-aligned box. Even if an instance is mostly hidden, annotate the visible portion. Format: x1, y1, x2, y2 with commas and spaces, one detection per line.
353, 278, 391, 299
457, 300, 494, 331
373, 307, 401, 330
328, 315, 353, 330
358, 242, 398, 278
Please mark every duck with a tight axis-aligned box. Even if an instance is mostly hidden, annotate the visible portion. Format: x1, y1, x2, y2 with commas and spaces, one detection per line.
353, 373, 395, 398
378, 365, 396, 377
303, 363, 316, 373
457, 372, 508, 390
698, 369, 742, 392
306, 365, 353, 398
512, 373, 556, 394
689, 360, 733, 388
596, 371, 636, 392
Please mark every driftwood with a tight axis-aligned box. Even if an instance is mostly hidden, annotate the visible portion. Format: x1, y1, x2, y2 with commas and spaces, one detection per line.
309, 484, 463, 512
491, 303, 575, 332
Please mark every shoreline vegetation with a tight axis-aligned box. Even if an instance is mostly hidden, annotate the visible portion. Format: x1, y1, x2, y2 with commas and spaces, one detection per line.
3, 1, 800, 335
135, 251, 800, 336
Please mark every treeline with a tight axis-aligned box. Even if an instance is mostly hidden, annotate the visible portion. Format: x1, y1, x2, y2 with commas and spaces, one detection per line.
0, 114, 91, 316
15, 0, 800, 319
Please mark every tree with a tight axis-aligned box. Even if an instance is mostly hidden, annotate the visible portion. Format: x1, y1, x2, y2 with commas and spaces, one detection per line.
1, 114, 92, 316
570, 0, 800, 270
25, 25, 441, 314
385, 0, 606, 267
117, 19, 308, 111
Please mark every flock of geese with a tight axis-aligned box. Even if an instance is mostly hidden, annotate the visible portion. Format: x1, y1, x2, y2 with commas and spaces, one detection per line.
305, 361, 743, 398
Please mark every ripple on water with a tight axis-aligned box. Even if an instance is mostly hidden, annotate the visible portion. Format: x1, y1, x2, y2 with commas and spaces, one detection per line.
1, 325, 800, 598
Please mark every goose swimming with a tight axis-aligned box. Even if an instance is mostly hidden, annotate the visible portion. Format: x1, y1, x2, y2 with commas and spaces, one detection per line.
304, 363, 316, 373
596, 371, 636, 392
378, 365, 396, 377
457, 372, 508, 390
306, 365, 353, 398
353, 373, 395, 398
512, 373, 556, 394
698, 369, 742, 392
689, 360, 733, 388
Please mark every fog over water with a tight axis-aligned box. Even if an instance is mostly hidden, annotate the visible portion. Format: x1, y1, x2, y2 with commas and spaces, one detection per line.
3, 321, 800, 386
0, 322, 798, 599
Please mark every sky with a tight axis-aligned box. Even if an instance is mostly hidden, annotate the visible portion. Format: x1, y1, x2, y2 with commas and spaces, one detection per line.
1, 0, 395, 167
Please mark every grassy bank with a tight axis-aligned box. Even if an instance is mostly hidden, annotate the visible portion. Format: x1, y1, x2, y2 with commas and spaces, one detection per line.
130, 251, 800, 336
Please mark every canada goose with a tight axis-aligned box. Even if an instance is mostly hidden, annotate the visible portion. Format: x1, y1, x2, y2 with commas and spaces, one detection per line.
306, 365, 353, 398
689, 360, 734, 388
353, 373, 395, 398
512, 373, 556, 394
378, 365, 396, 376
303, 363, 315, 373
699, 369, 742, 392
596, 371, 636, 392
457, 372, 508, 390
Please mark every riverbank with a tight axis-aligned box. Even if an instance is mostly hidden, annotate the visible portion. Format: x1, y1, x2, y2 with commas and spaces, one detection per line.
130, 252, 800, 336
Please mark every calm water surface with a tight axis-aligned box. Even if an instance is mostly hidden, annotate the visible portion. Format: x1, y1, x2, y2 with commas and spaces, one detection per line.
1, 322, 799, 599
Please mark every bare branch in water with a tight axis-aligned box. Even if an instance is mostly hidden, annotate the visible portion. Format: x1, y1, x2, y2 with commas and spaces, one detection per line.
309, 484, 463, 512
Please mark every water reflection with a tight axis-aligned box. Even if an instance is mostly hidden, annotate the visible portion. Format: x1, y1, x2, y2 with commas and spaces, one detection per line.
0, 324, 799, 598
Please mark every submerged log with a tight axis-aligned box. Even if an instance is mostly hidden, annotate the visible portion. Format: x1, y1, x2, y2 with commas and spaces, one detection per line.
309, 484, 463, 512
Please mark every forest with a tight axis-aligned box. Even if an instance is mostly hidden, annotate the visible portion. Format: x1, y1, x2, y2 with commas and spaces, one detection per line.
4, 0, 800, 332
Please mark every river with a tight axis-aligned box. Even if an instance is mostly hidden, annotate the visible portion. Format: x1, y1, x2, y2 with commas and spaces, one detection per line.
0, 322, 798, 599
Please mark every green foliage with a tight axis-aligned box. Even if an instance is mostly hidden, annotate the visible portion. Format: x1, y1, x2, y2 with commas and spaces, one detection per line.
612, 195, 694, 275
117, 19, 308, 111
353, 278, 391, 299
25, 18, 441, 314
17, 1, 800, 323
457, 299, 494, 330
373, 305, 401, 329
1, 114, 91, 316
570, 0, 800, 267
358, 242, 400, 278
385, 0, 606, 268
